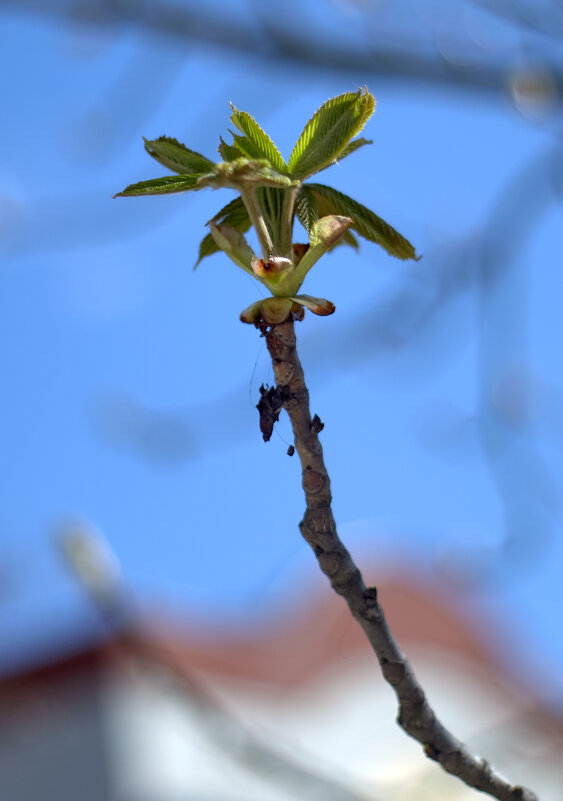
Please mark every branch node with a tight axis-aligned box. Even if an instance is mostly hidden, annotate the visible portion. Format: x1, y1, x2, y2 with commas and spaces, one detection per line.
382, 659, 406, 686
398, 694, 435, 734
302, 468, 326, 494
361, 587, 383, 622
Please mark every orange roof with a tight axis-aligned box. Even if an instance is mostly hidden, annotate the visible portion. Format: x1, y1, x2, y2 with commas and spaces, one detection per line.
0, 577, 527, 695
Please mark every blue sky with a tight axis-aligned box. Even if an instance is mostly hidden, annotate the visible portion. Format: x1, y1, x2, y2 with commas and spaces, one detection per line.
1, 3, 562, 706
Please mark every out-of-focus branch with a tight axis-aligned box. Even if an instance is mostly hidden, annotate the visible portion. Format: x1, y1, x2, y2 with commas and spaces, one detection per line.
475, 142, 562, 567
468, 0, 563, 40
261, 318, 538, 801
5, 0, 563, 100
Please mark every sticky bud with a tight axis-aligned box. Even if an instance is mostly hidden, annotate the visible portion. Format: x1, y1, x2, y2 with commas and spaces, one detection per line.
251, 257, 293, 277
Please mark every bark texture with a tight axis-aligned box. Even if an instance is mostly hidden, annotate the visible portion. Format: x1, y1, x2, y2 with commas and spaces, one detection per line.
262, 319, 538, 801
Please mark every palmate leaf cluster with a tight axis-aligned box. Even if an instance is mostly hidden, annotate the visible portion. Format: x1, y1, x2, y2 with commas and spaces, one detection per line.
115, 88, 419, 322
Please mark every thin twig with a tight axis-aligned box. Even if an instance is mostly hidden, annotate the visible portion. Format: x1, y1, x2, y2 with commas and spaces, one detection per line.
8, 0, 563, 100
261, 318, 538, 801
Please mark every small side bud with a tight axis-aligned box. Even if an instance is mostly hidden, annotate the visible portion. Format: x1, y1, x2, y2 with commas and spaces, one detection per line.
291, 294, 336, 316
240, 300, 262, 323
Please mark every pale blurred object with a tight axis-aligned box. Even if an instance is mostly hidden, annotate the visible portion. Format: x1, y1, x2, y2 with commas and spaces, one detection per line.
56, 521, 122, 609
510, 69, 559, 118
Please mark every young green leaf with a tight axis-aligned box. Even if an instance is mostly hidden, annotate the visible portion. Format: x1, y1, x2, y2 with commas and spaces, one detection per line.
230, 105, 287, 174
296, 186, 319, 233
229, 133, 271, 163
297, 186, 358, 249
356, 91, 376, 132
208, 196, 250, 230
196, 196, 253, 268
218, 136, 243, 162
317, 137, 373, 173
209, 222, 255, 275
195, 232, 219, 268
196, 197, 252, 268
288, 88, 375, 179
339, 229, 360, 250
306, 183, 419, 261
114, 174, 201, 197
255, 185, 287, 239
144, 137, 215, 175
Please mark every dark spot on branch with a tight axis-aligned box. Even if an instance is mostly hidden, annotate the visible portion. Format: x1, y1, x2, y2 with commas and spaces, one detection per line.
365, 586, 378, 603
256, 384, 285, 442
424, 743, 441, 761
311, 414, 324, 433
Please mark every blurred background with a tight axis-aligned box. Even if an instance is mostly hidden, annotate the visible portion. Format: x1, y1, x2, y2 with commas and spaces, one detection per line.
1, 1, 563, 799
